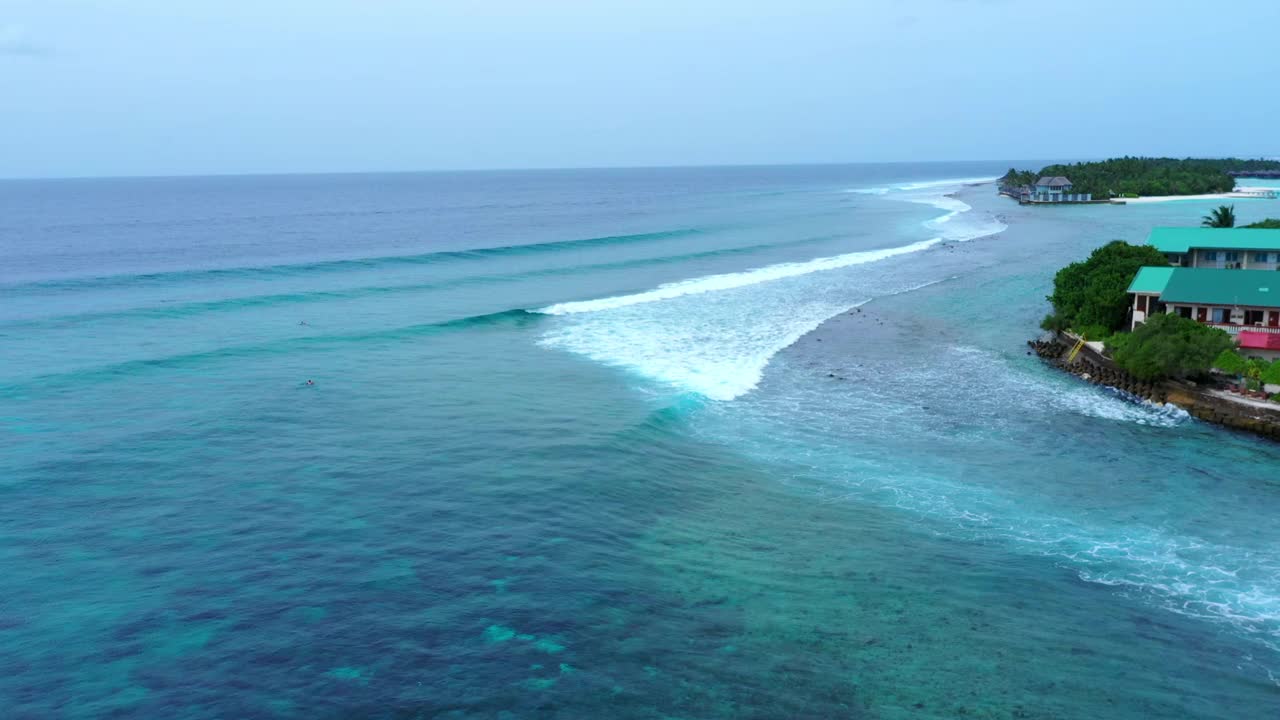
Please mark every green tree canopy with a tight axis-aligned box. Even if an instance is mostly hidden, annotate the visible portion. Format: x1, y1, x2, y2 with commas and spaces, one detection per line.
1244, 218, 1280, 229
1105, 313, 1235, 380
999, 168, 1038, 189
1202, 205, 1236, 228
1043, 241, 1170, 333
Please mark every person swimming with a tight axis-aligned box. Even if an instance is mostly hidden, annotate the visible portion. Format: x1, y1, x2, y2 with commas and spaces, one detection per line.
305, 379, 315, 386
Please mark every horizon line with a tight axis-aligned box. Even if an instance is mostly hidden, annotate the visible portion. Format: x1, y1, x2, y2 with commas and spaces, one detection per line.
0, 157, 1091, 183
6, 153, 1276, 183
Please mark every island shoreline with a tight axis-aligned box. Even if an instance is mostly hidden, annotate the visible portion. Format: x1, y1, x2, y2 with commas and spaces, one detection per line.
1030, 333, 1280, 441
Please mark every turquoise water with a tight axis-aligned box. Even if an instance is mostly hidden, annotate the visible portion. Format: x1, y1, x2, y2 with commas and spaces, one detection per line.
3, 166, 1280, 718
1239, 178, 1280, 189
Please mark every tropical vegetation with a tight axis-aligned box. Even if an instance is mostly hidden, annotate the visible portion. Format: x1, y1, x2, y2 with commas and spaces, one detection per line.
1266, 362, 1280, 386
1213, 350, 1280, 394
1001, 157, 1280, 197
1201, 205, 1236, 228
1104, 314, 1234, 381
1244, 218, 1280, 229
1041, 241, 1170, 334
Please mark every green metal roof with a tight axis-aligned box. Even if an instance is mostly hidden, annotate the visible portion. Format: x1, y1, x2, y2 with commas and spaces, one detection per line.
1146, 227, 1280, 254
1147, 268, 1280, 307
1127, 266, 1174, 294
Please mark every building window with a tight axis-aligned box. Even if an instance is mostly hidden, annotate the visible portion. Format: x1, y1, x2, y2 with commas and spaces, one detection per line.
1256, 252, 1270, 263
1205, 251, 1218, 261
1211, 308, 1231, 323
1225, 252, 1240, 263
1245, 310, 1266, 325
1177, 306, 1192, 319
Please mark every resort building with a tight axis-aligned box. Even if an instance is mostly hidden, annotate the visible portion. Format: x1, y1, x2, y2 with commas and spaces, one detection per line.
1020, 176, 1093, 204
1128, 227, 1280, 359
1128, 267, 1280, 358
1147, 227, 1280, 269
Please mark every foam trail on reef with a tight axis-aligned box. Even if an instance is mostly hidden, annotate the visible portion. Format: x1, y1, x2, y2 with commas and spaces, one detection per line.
538, 278, 948, 402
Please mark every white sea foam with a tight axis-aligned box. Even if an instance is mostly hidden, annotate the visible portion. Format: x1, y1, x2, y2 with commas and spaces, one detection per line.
1051, 386, 1190, 428
540, 276, 949, 402
538, 259, 946, 400
934, 345, 1192, 428
540, 296, 866, 401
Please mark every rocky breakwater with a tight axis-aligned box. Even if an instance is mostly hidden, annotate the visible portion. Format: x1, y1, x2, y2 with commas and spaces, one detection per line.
1028, 337, 1167, 403
1029, 335, 1280, 441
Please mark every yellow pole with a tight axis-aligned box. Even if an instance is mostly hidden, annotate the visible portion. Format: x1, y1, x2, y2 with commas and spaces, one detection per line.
1066, 337, 1086, 363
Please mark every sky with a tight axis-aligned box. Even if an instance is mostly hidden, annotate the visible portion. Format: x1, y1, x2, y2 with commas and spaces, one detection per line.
2, 0, 1278, 178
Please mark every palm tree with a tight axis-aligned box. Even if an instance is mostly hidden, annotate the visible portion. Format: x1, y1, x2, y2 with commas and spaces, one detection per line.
1202, 205, 1236, 228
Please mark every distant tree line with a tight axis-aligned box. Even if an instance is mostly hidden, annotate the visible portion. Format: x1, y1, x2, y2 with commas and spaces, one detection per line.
1000, 157, 1280, 197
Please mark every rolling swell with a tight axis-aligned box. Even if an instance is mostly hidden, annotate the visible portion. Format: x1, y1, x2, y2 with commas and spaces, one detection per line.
0, 227, 710, 293
2, 232, 857, 329
0, 309, 540, 396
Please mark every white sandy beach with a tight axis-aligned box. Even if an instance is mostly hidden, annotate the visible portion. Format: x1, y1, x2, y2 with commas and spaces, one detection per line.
1120, 187, 1277, 204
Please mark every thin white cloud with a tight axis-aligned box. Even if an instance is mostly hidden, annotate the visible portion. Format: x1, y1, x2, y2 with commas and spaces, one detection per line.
0, 24, 50, 57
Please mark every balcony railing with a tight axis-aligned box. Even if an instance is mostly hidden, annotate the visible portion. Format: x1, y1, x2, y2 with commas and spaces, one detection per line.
1205, 322, 1280, 334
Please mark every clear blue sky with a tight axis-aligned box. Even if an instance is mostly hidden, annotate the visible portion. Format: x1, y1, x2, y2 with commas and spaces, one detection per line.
3, 0, 1278, 178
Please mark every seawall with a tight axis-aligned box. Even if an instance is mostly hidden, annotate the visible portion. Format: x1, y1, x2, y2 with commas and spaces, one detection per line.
1029, 334, 1280, 441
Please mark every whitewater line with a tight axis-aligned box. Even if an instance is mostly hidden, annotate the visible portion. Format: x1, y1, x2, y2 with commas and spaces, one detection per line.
536, 237, 942, 316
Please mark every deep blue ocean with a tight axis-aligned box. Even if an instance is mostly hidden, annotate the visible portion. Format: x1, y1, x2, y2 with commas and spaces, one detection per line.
3, 165, 1280, 718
